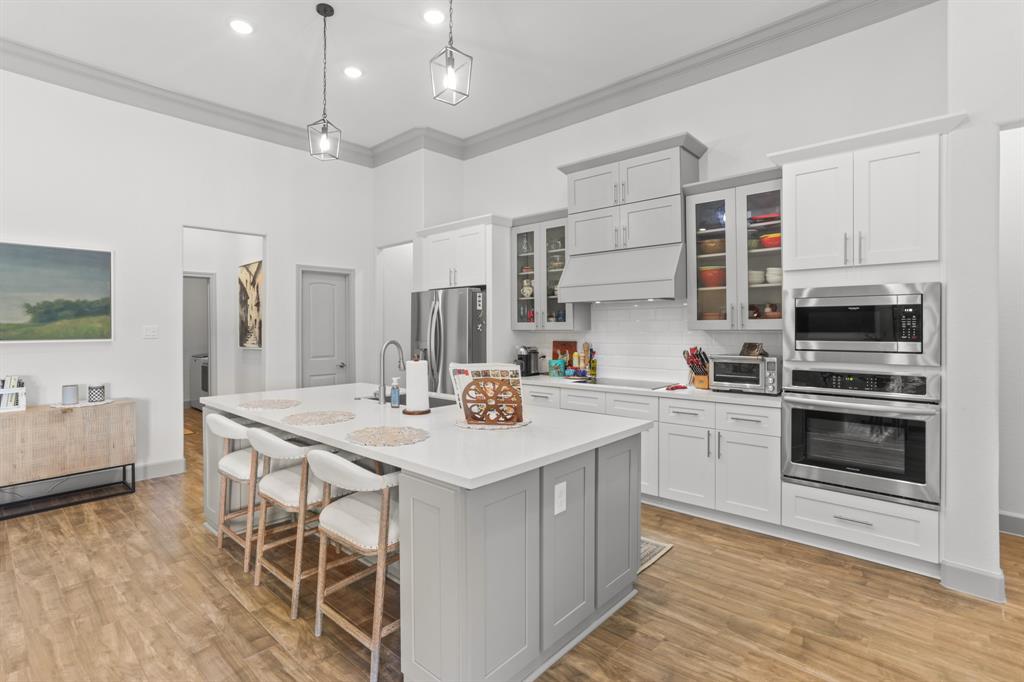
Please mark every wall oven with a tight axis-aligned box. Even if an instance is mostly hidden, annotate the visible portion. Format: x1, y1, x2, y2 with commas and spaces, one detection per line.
782, 368, 940, 507
786, 282, 940, 366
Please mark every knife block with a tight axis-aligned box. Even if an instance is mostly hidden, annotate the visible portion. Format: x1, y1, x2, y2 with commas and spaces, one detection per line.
690, 373, 709, 390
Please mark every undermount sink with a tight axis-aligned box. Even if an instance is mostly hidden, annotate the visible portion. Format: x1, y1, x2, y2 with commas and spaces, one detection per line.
360, 393, 456, 408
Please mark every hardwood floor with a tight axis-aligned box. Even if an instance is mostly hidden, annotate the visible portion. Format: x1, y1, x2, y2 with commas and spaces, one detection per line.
1, 407, 1022, 681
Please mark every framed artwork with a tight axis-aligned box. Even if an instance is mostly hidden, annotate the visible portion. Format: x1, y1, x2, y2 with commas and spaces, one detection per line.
238, 260, 263, 349
0, 242, 113, 342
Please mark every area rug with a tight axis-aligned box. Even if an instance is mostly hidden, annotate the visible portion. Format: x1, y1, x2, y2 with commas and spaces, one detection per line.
639, 536, 673, 574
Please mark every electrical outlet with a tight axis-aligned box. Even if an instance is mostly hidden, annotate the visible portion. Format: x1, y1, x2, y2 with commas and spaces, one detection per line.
142, 325, 159, 340
554, 481, 567, 515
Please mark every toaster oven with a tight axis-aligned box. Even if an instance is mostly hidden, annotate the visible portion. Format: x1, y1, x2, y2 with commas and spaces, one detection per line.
709, 355, 780, 395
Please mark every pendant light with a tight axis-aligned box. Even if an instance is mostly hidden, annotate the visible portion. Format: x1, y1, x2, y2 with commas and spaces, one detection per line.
429, 0, 472, 105
307, 3, 341, 160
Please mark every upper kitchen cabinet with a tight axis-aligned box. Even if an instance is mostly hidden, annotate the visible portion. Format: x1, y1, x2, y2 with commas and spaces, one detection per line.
415, 219, 497, 291
768, 114, 967, 272
512, 211, 590, 331
561, 134, 705, 215
684, 169, 784, 331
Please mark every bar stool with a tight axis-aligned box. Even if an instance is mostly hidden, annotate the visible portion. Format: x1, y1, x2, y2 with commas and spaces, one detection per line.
207, 413, 264, 572
307, 449, 400, 682
250, 428, 334, 619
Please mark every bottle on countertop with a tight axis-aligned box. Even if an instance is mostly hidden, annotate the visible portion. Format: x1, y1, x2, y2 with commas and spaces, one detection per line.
390, 377, 401, 408
589, 348, 597, 379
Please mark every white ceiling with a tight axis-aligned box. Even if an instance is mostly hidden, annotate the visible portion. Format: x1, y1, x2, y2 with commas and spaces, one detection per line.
0, 0, 827, 148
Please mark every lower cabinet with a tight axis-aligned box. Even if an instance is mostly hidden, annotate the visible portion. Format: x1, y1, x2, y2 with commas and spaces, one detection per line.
595, 436, 641, 608
658, 423, 715, 508
658, 421, 781, 524
541, 451, 595, 649
715, 430, 781, 524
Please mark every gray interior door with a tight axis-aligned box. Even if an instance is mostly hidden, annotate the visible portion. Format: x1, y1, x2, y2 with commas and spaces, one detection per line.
301, 269, 351, 387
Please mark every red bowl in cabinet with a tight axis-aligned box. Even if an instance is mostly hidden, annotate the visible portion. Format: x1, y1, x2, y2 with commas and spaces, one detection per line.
759, 233, 782, 249
698, 266, 727, 288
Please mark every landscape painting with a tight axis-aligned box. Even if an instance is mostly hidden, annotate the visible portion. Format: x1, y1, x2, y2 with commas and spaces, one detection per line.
0, 243, 112, 342
238, 259, 263, 349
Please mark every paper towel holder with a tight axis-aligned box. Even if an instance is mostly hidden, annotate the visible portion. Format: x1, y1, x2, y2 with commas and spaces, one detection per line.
403, 353, 432, 416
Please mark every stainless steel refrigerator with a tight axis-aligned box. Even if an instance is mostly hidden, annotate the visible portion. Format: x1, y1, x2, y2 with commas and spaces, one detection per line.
411, 287, 487, 394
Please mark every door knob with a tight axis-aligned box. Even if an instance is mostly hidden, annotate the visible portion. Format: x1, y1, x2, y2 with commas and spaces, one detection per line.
337, 362, 347, 368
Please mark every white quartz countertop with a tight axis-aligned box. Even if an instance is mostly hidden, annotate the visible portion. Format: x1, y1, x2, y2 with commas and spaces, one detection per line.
521, 374, 783, 408
201, 383, 653, 489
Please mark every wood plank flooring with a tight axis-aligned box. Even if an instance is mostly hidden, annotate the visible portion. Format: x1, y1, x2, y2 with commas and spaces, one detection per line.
0, 406, 1021, 681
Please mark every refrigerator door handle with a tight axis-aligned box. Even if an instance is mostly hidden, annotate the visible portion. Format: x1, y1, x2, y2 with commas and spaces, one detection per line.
426, 297, 439, 391
436, 292, 446, 388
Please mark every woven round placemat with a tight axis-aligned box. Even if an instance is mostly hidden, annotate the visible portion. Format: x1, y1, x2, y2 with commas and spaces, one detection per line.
283, 410, 355, 426
348, 426, 429, 447
238, 399, 302, 410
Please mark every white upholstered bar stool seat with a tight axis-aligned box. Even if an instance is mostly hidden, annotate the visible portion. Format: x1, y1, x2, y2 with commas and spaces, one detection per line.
207, 413, 264, 573
259, 467, 324, 508
249, 428, 331, 620
307, 450, 400, 682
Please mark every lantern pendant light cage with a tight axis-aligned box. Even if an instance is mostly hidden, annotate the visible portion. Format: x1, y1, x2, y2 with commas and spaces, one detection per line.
308, 3, 342, 160
430, 0, 472, 105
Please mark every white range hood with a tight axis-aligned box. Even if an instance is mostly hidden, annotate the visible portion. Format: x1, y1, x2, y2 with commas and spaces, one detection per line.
557, 243, 685, 303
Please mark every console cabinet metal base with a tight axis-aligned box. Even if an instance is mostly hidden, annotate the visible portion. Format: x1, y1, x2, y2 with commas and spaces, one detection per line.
400, 434, 641, 682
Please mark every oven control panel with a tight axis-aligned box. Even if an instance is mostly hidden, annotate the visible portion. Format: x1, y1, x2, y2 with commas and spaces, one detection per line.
791, 370, 928, 396
895, 305, 923, 342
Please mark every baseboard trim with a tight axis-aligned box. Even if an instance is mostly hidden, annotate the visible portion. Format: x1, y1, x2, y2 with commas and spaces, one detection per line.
136, 458, 186, 481
641, 495, 941, 578
1000, 511, 1024, 537
940, 560, 1006, 603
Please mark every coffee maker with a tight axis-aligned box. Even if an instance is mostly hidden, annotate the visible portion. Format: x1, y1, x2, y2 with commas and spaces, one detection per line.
516, 346, 541, 376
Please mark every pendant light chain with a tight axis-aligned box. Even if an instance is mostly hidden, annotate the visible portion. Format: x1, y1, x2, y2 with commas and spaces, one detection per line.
448, 0, 454, 47
321, 12, 328, 122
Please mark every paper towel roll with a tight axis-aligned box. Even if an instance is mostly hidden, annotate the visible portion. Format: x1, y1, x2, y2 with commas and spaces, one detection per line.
406, 359, 430, 413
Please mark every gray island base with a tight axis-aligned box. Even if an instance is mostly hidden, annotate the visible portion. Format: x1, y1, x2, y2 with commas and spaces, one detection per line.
200, 384, 647, 682
400, 435, 641, 682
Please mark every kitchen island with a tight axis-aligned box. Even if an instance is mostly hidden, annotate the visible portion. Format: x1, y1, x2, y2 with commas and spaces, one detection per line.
201, 382, 652, 682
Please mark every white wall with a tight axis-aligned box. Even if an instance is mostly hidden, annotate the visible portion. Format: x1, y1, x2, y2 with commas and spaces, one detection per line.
999, 126, 1024, 532
182, 227, 265, 396
182, 275, 210, 400
377, 242, 414, 382
0, 71, 376, 478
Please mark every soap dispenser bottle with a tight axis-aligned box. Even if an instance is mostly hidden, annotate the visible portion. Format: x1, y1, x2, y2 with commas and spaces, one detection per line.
390, 377, 401, 408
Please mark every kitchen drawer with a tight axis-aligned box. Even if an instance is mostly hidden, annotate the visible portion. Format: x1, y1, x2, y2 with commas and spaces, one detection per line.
524, 385, 561, 408
781, 483, 939, 563
715, 403, 780, 437
659, 398, 715, 428
605, 393, 659, 421
560, 389, 607, 414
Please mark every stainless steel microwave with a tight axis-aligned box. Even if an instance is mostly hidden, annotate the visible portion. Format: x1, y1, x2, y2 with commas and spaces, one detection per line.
709, 355, 780, 394
785, 282, 940, 366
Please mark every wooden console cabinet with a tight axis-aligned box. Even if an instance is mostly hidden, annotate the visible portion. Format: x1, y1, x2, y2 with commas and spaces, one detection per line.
0, 400, 136, 518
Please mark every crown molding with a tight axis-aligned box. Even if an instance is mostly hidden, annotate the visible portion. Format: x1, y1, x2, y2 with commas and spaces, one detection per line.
1, 0, 936, 168
0, 38, 375, 167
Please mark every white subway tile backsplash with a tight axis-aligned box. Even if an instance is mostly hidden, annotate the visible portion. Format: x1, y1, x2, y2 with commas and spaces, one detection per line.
510, 300, 782, 383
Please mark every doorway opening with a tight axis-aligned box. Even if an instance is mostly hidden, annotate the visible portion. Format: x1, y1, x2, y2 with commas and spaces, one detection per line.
182, 226, 266, 468
297, 266, 355, 387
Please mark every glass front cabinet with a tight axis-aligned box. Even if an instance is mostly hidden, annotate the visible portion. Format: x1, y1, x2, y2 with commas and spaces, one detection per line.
685, 177, 783, 331
512, 217, 589, 331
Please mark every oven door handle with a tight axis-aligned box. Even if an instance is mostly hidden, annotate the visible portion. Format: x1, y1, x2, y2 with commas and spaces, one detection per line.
782, 393, 939, 416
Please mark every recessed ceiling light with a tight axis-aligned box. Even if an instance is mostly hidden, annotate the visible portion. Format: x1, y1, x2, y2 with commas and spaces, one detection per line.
423, 9, 445, 24
230, 19, 253, 35
343, 66, 362, 79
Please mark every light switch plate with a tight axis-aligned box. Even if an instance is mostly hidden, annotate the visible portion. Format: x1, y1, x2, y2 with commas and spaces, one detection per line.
554, 481, 567, 515
142, 325, 159, 339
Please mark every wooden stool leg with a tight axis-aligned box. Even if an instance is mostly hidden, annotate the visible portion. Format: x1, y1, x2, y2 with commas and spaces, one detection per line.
242, 448, 259, 573
369, 487, 392, 682
314, 529, 328, 637
217, 474, 228, 549
289, 460, 311, 620
254, 494, 269, 587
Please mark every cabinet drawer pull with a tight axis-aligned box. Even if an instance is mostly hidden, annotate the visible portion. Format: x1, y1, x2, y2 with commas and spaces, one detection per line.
717, 431, 722, 459
614, 183, 619, 204
729, 415, 764, 424
833, 514, 874, 528
706, 429, 711, 458
669, 408, 700, 416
